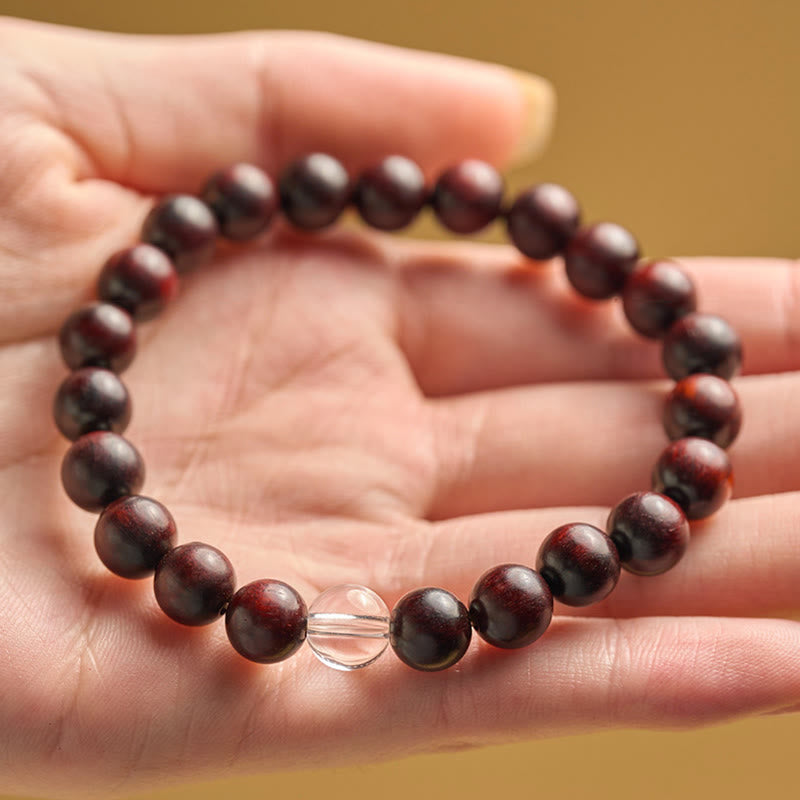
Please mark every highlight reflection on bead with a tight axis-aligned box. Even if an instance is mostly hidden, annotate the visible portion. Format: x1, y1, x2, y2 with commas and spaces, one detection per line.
306, 584, 390, 671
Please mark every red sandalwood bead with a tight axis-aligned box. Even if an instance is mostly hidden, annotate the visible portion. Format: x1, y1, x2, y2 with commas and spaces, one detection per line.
506, 183, 581, 260
607, 491, 690, 576
279, 153, 351, 230
536, 523, 620, 606
431, 160, 504, 234
662, 312, 742, 381
225, 579, 308, 663
142, 195, 218, 273
53, 367, 131, 441
564, 222, 640, 299
61, 431, 145, 512
622, 259, 697, 338
201, 163, 277, 240
354, 156, 427, 231
154, 542, 236, 626
664, 373, 742, 448
59, 303, 136, 374
390, 587, 472, 671
652, 437, 733, 520
97, 244, 178, 321
469, 564, 553, 649
95, 495, 177, 578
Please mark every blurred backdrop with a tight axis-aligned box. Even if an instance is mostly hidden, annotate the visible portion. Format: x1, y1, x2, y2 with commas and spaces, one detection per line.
0, 0, 798, 798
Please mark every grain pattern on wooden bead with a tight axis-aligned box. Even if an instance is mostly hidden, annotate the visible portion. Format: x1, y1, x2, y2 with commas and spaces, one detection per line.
652, 437, 733, 520
61, 431, 145, 512
95, 495, 176, 578
226, 579, 308, 663
536, 523, 620, 606
355, 156, 427, 231
154, 542, 236, 626
663, 373, 742, 448
390, 587, 471, 671
564, 222, 639, 299
469, 564, 553, 649
53, 367, 131, 441
607, 491, 690, 576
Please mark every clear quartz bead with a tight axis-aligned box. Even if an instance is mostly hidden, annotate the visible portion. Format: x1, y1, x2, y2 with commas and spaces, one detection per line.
307, 584, 390, 671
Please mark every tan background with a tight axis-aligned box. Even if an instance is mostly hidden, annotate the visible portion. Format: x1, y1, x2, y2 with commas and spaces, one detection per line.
1, 0, 798, 797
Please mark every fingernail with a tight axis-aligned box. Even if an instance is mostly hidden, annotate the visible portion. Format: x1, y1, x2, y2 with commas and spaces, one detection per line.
506, 70, 557, 170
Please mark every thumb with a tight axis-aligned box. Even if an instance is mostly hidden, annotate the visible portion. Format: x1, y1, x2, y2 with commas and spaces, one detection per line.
2, 18, 555, 192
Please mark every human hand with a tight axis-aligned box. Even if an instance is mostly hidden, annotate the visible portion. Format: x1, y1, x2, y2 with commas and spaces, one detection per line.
1, 17, 799, 799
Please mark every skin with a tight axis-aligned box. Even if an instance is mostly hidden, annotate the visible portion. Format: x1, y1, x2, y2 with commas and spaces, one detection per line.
0, 16, 799, 799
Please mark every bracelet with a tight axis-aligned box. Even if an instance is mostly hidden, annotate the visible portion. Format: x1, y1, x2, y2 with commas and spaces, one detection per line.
53, 155, 743, 672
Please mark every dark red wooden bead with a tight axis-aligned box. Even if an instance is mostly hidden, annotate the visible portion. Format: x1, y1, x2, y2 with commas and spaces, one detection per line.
141, 195, 218, 273
607, 492, 690, 576
622, 259, 697, 338
664, 373, 742, 448
469, 564, 553, 649
59, 303, 136, 374
201, 163, 277, 240
94, 495, 176, 579
225, 579, 308, 663
354, 156, 427, 231
53, 367, 131, 442
61, 431, 145, 512
390, 587, 472, 671
564, 222, 640, 299
662, 312, 742, 381
431, 160, 504, 234
506, 183, 581, 260
536, 523, 620, 607
97, 244, 178, 322
154, 542, 235, 626
652, 436, 733, 520
279, 153, 351, 230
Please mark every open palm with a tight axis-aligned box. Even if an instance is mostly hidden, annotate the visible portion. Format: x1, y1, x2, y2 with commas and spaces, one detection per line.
2, 17, 800, 799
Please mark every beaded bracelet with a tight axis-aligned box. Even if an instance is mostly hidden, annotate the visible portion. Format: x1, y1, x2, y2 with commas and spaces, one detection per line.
53, 155, 742, 672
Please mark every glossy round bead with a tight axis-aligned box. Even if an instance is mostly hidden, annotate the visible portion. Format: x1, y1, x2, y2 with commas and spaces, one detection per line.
469, 564, 553, 649
662, 312, 743, 381
652, 437, 733, 520
622, 259, 697, 338
53, 367, 131, 441
607, 492, 690, 576
94, 495, 176, 579
97, 244, 179, 321
154, 542, 235, 626
61, 431, 145, 512
201, 163, 277, 240
390, 587, 472, 671
536, 523, 620, 607
226, 579, 307, 663
506, 183, 581, 260
141, 195, 218, 273
279, 153, 351, 230
354, 156, 427, 231
59, 303, 136, 373
564, 222, 640, 299
431, 160, 504, 234
306, 584, 390, 670
664, 373, 742, 448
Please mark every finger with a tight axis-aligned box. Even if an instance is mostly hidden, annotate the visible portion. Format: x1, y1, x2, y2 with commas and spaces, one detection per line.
427, 370, 791, 518
393, 241, 800, 395
3, 18, 553, 191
